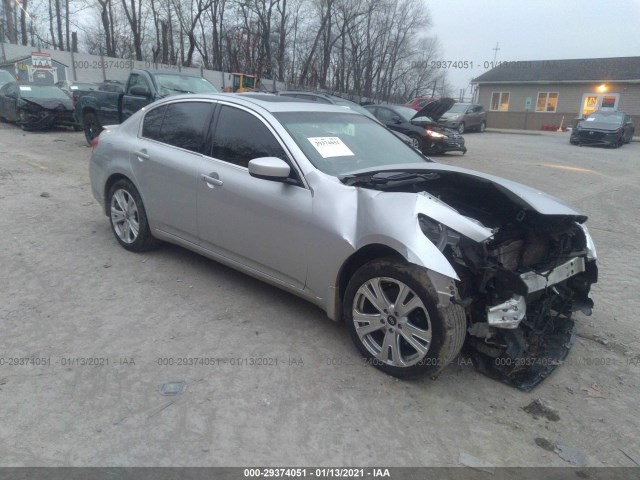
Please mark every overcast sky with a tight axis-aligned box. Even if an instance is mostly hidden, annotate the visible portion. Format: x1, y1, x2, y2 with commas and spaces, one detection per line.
426, 0, 640, 94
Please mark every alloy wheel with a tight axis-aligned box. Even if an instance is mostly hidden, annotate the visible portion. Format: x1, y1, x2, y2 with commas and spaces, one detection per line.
352, 277, 432, 367
110, 189, 140, 244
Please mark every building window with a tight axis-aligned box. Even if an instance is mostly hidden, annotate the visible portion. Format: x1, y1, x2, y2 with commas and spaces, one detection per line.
490, 92, 510, 111
536, 92, 558, 112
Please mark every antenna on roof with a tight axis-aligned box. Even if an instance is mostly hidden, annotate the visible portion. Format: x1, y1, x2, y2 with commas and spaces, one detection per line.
492, 42, 500, 63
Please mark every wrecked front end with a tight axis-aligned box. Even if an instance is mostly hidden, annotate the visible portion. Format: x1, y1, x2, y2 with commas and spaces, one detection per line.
416, 170, 597, 390
345, 165, 597, 390
17, 99, 76, 130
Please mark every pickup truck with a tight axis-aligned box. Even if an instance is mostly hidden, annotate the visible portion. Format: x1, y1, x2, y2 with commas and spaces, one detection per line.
74, 69, 218, 144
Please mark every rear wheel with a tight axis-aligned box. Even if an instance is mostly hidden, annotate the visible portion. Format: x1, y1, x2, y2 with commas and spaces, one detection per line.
83, 112, 102, 145
344, 258, 466, 379
107, 179, 159, 252
457, 122, 465, 134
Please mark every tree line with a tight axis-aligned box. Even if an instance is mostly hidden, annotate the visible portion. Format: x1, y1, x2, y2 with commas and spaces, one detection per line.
0, 0, 453, 102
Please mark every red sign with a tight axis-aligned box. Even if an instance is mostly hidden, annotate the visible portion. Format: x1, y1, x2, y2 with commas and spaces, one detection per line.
31, 52, 52, 69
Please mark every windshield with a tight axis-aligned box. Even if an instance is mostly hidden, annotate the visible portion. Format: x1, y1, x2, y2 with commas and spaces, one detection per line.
274, 111, 429, 176
0, 71, 14, 85
447, 104, 469, 113
584, 112, 624, 124
155, 74, 218, 94
19, 85, 69, 100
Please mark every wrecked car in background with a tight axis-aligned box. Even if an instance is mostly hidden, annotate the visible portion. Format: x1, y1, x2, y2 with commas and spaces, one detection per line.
364, 99, 467, 155
89, 94, 598, 390
570, 111, 635, 148
0, 82, 76, 130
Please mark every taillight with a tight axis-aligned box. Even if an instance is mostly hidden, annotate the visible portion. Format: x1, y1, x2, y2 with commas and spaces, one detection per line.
90, 136, 99, 149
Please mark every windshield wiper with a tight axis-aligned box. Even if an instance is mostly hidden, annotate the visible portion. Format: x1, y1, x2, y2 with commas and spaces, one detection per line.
162, 87, 194, 94
340, 170, 439, 188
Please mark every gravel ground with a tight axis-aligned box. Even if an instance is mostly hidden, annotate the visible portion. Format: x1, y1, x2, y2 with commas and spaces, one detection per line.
0, 123, 639, 467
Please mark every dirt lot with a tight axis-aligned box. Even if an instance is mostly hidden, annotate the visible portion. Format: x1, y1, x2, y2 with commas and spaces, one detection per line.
0, 123, 639, 468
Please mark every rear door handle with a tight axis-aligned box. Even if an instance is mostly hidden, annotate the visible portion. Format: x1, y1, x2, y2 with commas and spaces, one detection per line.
135, 149, 150, 161
201, 173, 223, 187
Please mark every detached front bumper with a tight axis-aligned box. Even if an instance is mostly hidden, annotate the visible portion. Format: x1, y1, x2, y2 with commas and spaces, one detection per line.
19, 110, 76, 130
487, 257, 593, 329
425, 135, 466, 154
571, 132, 620, 146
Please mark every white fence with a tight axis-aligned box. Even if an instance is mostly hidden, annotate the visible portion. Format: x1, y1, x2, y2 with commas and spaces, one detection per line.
0, 43, 284, 91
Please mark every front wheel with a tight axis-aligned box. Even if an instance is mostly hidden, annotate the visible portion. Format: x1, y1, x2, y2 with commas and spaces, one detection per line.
107, 179, 159, 252
18, 110, 31, 131
83, 112, 102, 145
478, 121, 486, 132
344, 258, 466, 379
409, 134, 422, 151
457, 122, 465, 134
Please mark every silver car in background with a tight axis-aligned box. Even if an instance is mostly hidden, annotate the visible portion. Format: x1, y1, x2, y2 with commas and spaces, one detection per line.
438, 103, 487, 134
89, 94, 597, 389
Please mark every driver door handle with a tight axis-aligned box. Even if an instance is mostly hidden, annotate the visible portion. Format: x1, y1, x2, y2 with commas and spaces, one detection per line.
135, 150, 150, 161
201, 173, 223, 187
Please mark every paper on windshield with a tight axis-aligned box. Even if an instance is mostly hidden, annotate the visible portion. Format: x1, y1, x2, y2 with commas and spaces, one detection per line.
585, 117, 595, 121
19, 86, 32, 91
307, 137, 354, 158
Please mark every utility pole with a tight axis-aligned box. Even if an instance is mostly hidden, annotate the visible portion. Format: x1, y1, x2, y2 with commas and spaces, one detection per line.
492, 42, 500, 63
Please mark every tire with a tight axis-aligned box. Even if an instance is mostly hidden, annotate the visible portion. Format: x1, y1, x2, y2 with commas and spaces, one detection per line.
478, 121, 486, 133
107, 179, 159, 252
83, 111, 102, 145
344, 257, 467, 379
409, 134, 422, 151
18, 109, 31, 131
457, 122, 465, 134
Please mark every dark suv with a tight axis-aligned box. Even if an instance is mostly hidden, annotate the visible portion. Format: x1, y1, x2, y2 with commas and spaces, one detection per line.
438, 103, 487, 134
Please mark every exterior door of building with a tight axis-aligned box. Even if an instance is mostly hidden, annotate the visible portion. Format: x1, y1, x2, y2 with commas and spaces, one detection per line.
580, 93, 620, 117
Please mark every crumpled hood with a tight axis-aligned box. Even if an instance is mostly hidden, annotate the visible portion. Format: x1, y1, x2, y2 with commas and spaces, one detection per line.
20, 97, 74, 111
344, 162, 586, 221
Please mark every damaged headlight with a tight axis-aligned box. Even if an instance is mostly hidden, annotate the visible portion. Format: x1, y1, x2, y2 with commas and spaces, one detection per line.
425, 129, 445, 139
577, 223, 597, 260
419, 215, 461, 252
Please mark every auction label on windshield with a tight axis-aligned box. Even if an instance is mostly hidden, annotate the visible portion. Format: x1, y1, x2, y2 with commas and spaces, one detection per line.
308, 137, 354, 158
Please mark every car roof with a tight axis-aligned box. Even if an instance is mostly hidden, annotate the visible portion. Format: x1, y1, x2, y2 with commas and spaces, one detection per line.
153, 93, 363, 115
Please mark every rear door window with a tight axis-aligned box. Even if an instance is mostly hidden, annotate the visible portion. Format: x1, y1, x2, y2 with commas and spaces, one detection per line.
141, 105, 167, 141
159, 102, 214, 153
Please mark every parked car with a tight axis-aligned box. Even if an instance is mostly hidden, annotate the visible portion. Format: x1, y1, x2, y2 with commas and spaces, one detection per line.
570, 111, 635, 147
438, 103, 487, 134
98, 80, 125, 93
405, 97, 437, 111
364, 99, 467, 155
0, 82, 76, 130
0, 70, 15, 88
89, 93, 598, 388
276, 91, 380, 121
54, 80, 98, 97
75, 69, 219, 144
268, 91, 414, 147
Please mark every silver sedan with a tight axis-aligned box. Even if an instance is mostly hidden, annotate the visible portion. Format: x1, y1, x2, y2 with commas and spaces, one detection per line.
89, 94, 598, 388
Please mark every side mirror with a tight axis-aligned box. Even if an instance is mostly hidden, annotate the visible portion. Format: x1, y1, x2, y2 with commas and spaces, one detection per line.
248, 157, 291, 182
129, 86, 150, 97
391, 115, 402, 123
